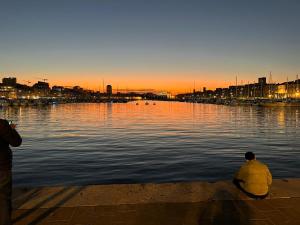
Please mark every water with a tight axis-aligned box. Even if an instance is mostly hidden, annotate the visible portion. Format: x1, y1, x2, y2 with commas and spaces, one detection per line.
1, 102, 299, 187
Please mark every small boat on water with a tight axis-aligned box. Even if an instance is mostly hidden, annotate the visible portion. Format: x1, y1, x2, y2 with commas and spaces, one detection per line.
153, 102, 156, 105
136, 102, 139, 105
145, 102, 149, 105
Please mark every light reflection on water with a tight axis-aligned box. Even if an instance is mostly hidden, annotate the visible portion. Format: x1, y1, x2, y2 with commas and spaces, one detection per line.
1, 102, 299, 187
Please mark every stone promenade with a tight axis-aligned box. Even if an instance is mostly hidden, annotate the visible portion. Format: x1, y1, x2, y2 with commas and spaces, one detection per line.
12, 179, 300, 225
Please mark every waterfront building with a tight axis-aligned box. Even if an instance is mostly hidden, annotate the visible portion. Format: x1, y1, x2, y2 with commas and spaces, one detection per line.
106, 85, 112, 96
32, 81, 50, 97
0, 85, 17, 99
258, 77, 267, 85
52, 86, 65, 92
2, 77, 17, 87
215, 88, 223, 98
275, 80, 300, 99
176, 76, 300, 101
52, 86, 65, 98
15, 83, 32, 99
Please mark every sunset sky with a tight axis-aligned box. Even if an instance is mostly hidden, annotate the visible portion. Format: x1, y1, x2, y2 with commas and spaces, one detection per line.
0, 0, 299, 93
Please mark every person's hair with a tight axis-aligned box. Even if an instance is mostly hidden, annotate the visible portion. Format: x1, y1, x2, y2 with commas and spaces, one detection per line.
245, 151, 255, 160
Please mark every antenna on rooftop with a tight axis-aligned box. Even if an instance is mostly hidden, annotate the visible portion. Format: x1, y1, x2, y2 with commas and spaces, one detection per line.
268, 71, 273, 84
297, 74, 299, 94
23, 80, 31, 85
102, 79, 105, 93
36, 77, 48, 82
235, 75, 238, 98
268, 71, 273, 97
286, 76, 289, 98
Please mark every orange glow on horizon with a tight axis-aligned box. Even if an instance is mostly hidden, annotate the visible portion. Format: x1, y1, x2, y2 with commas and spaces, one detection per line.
15, 72, 233, 94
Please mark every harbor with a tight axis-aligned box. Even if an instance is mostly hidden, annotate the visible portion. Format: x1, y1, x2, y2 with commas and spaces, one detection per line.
1, 76, 300, 108
0, 97, 131, 107
182, 98, 300, 107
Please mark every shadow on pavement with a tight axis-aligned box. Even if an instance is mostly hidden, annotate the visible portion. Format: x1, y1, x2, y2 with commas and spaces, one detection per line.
12, 186, 85, 225
198, 188, 251, 225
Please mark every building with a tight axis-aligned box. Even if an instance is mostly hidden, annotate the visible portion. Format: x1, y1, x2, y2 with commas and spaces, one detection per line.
0, 85, 17, 99
275, 80, 300, 99
258, 77, 267, 85
52, 86, 65, 92
106, 85, 112, 96
2, 77, 17, 87
15, 84, 32, 99
32, 81, 50, 97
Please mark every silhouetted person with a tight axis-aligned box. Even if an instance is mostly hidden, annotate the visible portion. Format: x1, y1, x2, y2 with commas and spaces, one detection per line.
0, 119, 22, 225
233, 152, 272, 199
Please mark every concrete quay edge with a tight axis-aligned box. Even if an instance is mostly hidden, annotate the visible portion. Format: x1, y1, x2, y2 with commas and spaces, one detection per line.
12, 178, 300, 210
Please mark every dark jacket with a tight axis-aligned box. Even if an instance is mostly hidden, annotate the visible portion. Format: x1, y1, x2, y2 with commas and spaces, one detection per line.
0, 119, 22, 171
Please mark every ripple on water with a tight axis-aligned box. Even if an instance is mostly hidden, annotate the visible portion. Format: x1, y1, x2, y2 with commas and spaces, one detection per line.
1, 102, 299, 186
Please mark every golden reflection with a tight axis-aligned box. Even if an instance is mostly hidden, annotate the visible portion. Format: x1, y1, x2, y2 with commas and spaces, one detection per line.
277, 109, 286, 128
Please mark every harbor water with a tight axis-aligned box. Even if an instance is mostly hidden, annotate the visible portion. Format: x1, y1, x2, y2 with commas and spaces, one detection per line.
1, 102, 299, 187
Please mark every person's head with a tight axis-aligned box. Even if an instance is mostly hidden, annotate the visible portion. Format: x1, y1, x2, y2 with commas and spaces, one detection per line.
245, 151, 255, 161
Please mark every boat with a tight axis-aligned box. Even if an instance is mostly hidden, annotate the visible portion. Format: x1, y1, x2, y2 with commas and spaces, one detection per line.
145, 102, 149, 105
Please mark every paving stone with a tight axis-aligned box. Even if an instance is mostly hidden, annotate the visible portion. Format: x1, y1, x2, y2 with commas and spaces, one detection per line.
40, 207, 75, 222
247, 200, 277, 211
248, 220, 275, 225
263, 210, 290, 225
250, 212, 270, 221
12, 208, 48, 225
10, 179, 300, 225
40, 222, 69, 225
278, 208, 300, 221
267, 198, 294, 208
285, 220, 300, 225
69, 206, 99, 224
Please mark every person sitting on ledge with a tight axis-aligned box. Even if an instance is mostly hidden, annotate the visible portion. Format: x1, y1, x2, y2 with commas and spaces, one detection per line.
233, 151, 272, 199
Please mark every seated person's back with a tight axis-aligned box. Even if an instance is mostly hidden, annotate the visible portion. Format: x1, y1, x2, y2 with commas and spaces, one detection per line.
234, 152, 272, 197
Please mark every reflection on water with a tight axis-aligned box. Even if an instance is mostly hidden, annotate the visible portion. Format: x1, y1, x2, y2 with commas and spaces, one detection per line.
1, 102, 299, 187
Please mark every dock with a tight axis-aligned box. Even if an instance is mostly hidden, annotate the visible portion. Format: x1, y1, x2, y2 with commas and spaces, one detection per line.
12, 179, 300, 225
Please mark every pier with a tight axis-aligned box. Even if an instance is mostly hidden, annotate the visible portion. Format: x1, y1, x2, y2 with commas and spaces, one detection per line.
12, 179, 300, 225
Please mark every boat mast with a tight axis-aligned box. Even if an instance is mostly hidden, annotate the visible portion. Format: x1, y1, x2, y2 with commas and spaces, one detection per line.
286, 76, 289, 99
268, 71, 272, 98
235, 75, 238, 98
296, 74, 299, 98
102, 79, 105, 93
247, 81, 250, 98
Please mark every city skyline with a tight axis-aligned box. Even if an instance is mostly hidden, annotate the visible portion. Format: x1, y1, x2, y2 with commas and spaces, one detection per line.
1, 0, 299, 93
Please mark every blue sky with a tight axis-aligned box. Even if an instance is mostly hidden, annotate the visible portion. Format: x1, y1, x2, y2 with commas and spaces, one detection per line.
0, 0, 299, 92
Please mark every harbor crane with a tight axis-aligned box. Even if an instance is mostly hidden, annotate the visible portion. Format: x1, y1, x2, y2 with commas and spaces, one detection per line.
23, 80, 31, 85
35, 77, 48, 82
